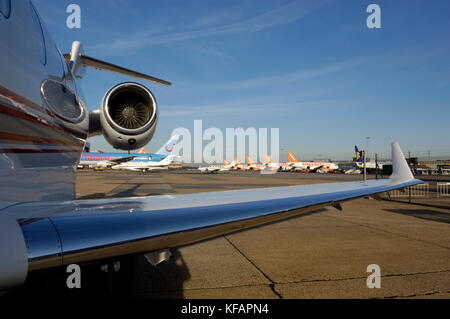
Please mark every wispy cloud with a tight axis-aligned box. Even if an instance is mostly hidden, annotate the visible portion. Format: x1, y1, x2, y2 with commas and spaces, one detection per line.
172, 44, 448, 92
91, 0, 332, 53
159, 89, 345, 118
175, 56, 369, 91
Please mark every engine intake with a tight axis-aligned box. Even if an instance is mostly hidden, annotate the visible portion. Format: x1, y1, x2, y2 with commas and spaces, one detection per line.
106, 84, 154, 131
99, 82, 158, 150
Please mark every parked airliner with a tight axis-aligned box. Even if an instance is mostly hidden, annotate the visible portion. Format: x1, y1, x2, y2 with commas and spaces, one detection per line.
287, 151, 339, 172
79, 134, 180, 168
354, 145, 384, 172
246, 156, 265, 171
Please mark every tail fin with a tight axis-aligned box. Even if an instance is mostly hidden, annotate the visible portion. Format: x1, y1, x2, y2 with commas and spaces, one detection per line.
287, 151, 298, 163
355, 146, 363, 162
234, 157, 241, 165
223, 159, 229, 166
155, 135, 180, 156
246, 156, 255, 165
264, 154, 272, 164
138, 147, 147, 154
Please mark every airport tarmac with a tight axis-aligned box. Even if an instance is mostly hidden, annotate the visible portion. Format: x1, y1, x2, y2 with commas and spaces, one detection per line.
8, 170, 450, 299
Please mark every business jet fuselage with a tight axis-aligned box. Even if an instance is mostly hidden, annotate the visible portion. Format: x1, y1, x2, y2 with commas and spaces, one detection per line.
111, 155, 177, 172
198, 165, 221, 173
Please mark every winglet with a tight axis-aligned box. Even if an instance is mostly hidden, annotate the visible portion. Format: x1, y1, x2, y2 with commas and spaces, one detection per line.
390, 142, 414, 182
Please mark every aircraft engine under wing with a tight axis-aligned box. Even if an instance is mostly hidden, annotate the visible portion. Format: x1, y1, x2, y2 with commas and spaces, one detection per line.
0, 143, 422, 289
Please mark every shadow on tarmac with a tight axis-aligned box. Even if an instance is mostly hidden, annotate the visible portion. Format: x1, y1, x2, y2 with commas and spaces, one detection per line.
385, 208, 450, 224
3, 208, 325, 299
4, 249, 190, 299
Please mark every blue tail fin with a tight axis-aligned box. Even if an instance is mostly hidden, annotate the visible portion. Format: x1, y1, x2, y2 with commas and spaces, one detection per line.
354, 146, 363, 162
155, 135, 180, 156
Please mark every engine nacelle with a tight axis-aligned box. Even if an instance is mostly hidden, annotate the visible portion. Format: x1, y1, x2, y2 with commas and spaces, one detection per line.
97, 82, 158, 150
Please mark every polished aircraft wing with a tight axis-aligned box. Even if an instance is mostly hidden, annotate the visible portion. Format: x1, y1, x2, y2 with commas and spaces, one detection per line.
2, 143, 421, 285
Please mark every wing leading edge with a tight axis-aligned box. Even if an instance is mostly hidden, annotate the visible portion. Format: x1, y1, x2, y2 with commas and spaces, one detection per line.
1, 143, 421, 288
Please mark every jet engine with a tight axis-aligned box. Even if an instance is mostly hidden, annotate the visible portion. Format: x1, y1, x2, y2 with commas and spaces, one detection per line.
90, 82, 158, 151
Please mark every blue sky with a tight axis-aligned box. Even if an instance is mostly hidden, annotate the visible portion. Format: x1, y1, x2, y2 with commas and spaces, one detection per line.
33, 0, 450, 162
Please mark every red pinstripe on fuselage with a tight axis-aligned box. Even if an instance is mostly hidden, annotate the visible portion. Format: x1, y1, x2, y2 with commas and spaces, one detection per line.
0, 84, 87, 158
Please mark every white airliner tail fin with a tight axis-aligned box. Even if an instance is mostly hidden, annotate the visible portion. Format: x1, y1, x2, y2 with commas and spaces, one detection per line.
155, 135, 180, 156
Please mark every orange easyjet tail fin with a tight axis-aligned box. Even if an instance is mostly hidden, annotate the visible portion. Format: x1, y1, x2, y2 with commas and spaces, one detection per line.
287, 151, 297, 162
223, 159, 229, 166
234, 157, 241, 165
264, 154, 272, 164
139, 147, 147, 154
246, 156, 255, 165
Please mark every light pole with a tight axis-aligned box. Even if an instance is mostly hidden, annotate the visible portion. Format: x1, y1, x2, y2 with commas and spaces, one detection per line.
366, 137, 370, 161
363, 137, 370, 182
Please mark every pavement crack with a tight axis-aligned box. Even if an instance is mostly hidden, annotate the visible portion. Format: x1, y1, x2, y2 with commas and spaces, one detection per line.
275, 269, 450, 285
382, 290, 450, 299
224, 236, 283, 299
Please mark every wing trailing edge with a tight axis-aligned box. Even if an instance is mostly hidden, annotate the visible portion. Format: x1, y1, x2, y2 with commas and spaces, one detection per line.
63, 41, 171, 86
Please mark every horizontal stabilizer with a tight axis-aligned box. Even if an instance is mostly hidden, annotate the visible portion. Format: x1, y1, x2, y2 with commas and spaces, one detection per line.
63, 53, 171, 86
